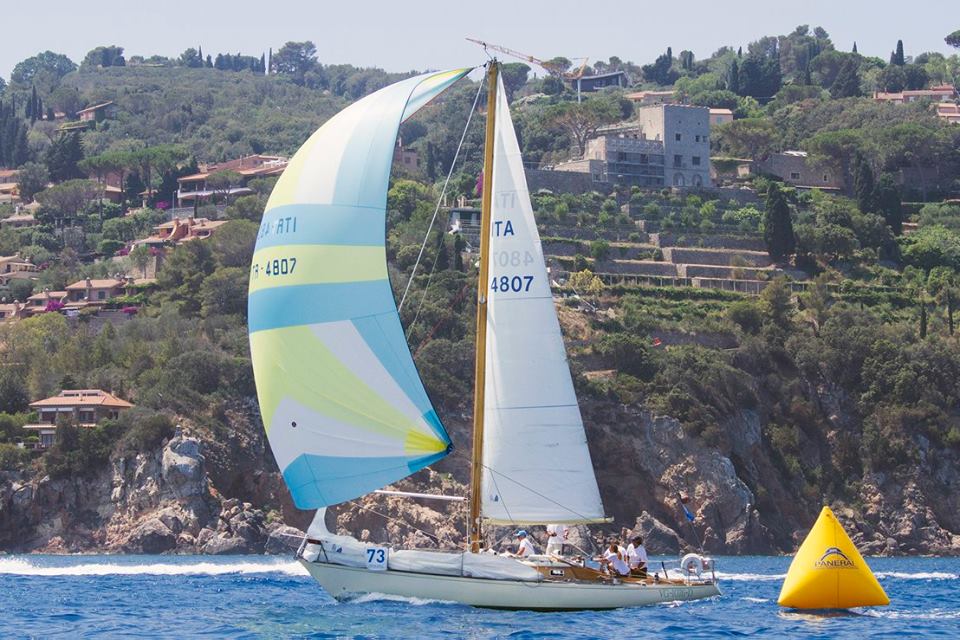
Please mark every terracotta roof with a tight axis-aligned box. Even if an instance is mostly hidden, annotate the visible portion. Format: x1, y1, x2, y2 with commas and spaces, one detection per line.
30, 389, 134, 409
26, 290, 68, 301
65, 277, 151, 291
1, 214, 36, 224
77, 101, 115, 115
0, 169, 19, 180
709, 108, 734, 115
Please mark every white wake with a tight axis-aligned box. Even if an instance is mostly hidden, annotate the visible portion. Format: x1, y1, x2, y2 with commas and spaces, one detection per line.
0, 556, 308, 577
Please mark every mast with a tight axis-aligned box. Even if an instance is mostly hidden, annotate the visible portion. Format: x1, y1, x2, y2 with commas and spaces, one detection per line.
468, 61, 498, 552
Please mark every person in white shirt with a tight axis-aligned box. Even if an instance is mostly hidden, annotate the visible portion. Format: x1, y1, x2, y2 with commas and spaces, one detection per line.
545, 524, 568, 556
601, 539, 630, 576
514, 530, 535, 558
626, 535, 649, 578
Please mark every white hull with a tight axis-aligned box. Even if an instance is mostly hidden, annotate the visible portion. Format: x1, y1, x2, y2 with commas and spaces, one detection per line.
300, 560, 721, 611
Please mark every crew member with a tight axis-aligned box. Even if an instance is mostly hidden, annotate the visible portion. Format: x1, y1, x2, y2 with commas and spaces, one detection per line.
545, 524, 568, 555
626, 535, 648, 578
601, 539, 629, 576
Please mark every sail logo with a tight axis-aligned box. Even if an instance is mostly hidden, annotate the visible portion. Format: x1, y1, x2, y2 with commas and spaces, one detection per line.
814, 547, 854, 569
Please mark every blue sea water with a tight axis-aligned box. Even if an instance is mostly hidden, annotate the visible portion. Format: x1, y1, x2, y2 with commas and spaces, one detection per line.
0, 554, 957, 638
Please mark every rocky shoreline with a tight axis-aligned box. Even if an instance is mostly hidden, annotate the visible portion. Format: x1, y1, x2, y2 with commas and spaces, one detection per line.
1, 413, 958, 557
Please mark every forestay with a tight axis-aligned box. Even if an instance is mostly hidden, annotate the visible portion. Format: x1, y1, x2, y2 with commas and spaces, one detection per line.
248, 69, 470, 509
479, 75, 606, 525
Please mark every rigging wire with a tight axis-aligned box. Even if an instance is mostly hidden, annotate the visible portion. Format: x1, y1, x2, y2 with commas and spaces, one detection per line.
397, 73, 486, 313
346, 498, 460, 549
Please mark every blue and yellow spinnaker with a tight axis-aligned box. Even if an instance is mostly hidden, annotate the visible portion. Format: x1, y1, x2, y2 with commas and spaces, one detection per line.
247, 69, 471, 509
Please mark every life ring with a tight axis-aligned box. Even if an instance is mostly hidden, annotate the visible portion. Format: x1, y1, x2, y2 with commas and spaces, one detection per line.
680, 553, 704, 578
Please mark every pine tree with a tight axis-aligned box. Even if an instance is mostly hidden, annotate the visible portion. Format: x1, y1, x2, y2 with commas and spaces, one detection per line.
764, 183, 795, 260
205, 55, 212, 68
853, 154, 876, 213
894, 39, 905, 65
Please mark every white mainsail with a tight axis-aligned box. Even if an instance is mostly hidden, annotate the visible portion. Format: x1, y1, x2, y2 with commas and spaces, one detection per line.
479, 76, 606, 525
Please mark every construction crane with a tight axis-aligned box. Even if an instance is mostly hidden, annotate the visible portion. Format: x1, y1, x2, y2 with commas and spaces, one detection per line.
466, 38, 589, 80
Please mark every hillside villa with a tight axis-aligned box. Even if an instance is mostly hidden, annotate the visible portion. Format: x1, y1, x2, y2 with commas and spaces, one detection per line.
132, 217, 228, 249
873, 84, 957, 104
0, 255, 39, 286
175, 154, 287, 207
23, 390, 134, 449
64, 276, 155, 307
0, 169, 19, 204
937, 102, 960, 125
0, 213, 37, 229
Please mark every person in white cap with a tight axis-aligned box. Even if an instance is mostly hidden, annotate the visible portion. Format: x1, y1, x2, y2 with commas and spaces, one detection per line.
513, 530, 535, 558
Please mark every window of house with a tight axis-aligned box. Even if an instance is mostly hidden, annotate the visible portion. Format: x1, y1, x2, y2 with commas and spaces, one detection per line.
695, 135, 700, 142
692, 156, 701, 166
41, 433, 54, 447
79, 410, 95, 423
823, 174, 829, 182
790, 172, 801, 180
97, 291, 106, 300
674, 155, 683, 167
675, 133, 682, 141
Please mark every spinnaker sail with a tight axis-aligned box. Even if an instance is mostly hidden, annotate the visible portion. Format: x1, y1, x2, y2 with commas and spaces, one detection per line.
479, 75, 606, 525
248, 68, 471, 509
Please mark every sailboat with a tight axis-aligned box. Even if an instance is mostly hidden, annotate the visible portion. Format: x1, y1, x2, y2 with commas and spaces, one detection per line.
247, 62, 720, 610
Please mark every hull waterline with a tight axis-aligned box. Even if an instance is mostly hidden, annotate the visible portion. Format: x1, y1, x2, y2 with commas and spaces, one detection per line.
300, 559, 721, 611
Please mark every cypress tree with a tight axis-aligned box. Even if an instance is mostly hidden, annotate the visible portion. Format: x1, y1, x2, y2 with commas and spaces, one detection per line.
919, 296, 927, 339
830, 57, 862, 98
853, 154, 876, 213
727, 59, 740, 94
894, 39, 905, 65
947, 289, 955, 336
764, 182, 795, 260
205, 55, 212, 68
852, 42, 858, 54
454, 234, 466, 272
875, 174, 903, 235
434, 231, 449, 270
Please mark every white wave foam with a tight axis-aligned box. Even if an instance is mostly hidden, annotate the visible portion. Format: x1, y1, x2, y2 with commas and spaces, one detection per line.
715, 572, 785, 582
874, 571, 958, 580
346, 592, 455, 606
742, 597, 769, 603
0, 557, 308, 577
863, 608, 960, 620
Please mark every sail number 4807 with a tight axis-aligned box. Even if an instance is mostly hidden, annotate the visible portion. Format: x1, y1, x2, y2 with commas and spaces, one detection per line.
251, 257, 297, 279
491, 275, 533, 293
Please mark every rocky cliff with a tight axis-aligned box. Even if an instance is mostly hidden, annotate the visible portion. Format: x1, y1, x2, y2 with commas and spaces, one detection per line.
1, 372, 958, 557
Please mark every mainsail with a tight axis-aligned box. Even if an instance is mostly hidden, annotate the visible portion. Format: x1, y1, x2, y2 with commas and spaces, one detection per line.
479, 75, 606, 524
248, 69, 471, 509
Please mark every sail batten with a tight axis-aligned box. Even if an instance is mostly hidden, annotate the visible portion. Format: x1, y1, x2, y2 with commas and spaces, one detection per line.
479, 75, 606, 525
248, 68, 471, 510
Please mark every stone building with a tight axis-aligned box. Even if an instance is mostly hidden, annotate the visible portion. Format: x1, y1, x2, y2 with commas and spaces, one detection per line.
634, 104, 712, 187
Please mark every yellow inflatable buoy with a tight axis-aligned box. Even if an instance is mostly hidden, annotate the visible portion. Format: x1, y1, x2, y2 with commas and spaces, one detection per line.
778, 505, 889, 609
